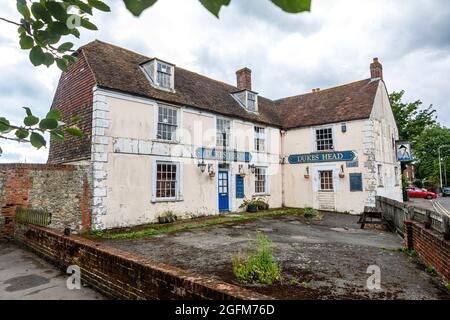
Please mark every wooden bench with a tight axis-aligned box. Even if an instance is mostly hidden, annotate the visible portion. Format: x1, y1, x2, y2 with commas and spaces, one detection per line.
357, 206, 388, 229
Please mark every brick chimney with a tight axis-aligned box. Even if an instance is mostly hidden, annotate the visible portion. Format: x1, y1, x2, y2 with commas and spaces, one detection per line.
236, 67, 252, 91
370, 57, 383, 80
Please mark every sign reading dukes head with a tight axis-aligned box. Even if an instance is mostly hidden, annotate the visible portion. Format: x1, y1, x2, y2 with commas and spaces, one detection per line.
288, 151, 357, 164
196, 148, 251, 162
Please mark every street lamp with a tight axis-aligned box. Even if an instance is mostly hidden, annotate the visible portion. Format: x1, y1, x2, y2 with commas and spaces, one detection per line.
438, 145, 450, 191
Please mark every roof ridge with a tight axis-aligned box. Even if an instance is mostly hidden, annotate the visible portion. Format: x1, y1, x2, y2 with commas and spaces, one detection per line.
274, 78, 373, 102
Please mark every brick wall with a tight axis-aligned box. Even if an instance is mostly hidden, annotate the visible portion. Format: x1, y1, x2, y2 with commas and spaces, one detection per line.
14, 223, 267, 300
0, 164, 92, 237
48, 51, 96, 164
404, 220, 450, 282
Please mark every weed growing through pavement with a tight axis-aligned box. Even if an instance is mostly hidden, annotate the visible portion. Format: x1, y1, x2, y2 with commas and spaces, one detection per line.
232, 231, 281, 285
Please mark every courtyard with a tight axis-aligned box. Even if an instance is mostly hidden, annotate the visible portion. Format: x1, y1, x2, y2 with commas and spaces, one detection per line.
98, 211, 450, 300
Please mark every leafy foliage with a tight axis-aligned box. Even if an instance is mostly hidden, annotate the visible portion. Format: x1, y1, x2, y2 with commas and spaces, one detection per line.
232, 231, 281, 285
412, 125, 450, 184
390, 90, 437, 144
0, 107, 83, 149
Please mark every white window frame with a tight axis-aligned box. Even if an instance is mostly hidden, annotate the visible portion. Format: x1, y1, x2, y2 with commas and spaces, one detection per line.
141, 59, 175, 92
216, 117, 231, 148
156, 61, 172, 89
247, 92, 257, 112
152, 160, 183, 202
319, 170, 334, 192
154, 104, 180, 142
253, 166, 269, 195
254, 126, 266, 153
315, 127, 334, 151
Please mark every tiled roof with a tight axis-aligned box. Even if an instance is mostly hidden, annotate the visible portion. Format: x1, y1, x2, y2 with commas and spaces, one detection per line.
275, 79, 380, 129
81, 40, 380, 129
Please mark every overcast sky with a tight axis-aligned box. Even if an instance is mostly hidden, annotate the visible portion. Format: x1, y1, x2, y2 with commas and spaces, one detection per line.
0, 0, 449, 163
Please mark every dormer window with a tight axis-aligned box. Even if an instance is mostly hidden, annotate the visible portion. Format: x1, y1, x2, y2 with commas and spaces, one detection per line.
231, 90, 258, 113
248, 92, 256, 111
140, 58, 175, 91
156, 62, 172, 89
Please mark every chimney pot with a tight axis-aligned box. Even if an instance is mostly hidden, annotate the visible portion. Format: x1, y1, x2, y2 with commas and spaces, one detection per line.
370, 57, 383, 80
236, 67, 252, 91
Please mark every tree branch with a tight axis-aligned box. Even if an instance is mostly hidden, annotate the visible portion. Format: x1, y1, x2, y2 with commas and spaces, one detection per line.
0, 17, 21, 27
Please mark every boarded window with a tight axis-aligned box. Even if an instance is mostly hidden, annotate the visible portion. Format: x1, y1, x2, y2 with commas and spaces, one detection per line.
349, 173, 363, 192
236, 175, 245, 198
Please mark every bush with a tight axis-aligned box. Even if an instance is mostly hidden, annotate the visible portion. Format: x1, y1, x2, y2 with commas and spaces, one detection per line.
232, 231, 281, 285
304, 207, 319, 218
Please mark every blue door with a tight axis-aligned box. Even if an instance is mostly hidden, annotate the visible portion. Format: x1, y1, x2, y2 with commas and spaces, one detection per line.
218, 171, 229, 211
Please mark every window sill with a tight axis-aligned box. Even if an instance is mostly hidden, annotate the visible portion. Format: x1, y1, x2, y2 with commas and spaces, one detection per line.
253, 193, 270, 197
152, 197, 184, 203
152, 139, 180, 145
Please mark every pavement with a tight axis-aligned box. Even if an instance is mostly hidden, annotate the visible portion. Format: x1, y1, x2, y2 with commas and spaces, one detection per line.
102, 212, 450, 300
0, 240, 103, 300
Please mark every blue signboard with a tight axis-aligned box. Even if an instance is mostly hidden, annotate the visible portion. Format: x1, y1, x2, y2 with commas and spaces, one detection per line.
196, 148, 251, 163
288, 151, 356, 164
346, 161, 359, 168
236, 175, 245, 199
396, 141, 413, 162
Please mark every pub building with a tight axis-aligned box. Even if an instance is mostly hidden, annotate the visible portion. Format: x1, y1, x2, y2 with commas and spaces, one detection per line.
48, 41, 402, 230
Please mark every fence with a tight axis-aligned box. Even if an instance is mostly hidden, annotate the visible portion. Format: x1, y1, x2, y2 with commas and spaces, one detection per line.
376, 196, 450, 239
15, 207, 52, 227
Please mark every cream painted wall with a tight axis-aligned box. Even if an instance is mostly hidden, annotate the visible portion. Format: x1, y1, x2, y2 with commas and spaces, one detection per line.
95, 91, 282, 229
282, 81, 402, 214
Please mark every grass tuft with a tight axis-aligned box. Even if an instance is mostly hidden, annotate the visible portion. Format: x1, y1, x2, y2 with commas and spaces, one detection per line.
232, 231, 281, 285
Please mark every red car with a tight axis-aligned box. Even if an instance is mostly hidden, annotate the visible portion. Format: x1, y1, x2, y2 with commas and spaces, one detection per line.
407, 187, 438, 200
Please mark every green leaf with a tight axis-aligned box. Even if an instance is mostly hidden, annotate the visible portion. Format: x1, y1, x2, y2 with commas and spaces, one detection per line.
29, 45, 46, 66
39, 118, 58, 130
46, 109, 61, 120
198, 0, 231, 17
32, 20, 44, 30
43, 52, 55, 67
88, 0, 111, 12
50, 129, 65, 142
55, 58, 69, 72
123, 0, 158, 17
71, 115, 82, 123
80, 18, 98, 30
48, 21, 70, 35
65, 126, 83, 137
30, 132, 46, 149
15, 128, 29, 140
19, 34, 34, 49
271, 0, 311, 13
70, 27, 80, 38
45, 1, 67, 21
16, 0, 31, 20
31, 2, 53, 23
24, 115, 39, 126
57, 42, 74, 53
0, 117, 11, 132
23, 107, 32, 116
71, 0, 93, 15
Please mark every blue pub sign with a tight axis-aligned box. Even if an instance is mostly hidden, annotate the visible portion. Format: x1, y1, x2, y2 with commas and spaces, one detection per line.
196, 148, 252, 162
288, 151, 356, 164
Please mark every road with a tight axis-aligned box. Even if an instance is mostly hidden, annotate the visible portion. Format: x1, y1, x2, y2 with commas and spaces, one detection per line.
433, 196, 450, 218
0, 240, 103, 300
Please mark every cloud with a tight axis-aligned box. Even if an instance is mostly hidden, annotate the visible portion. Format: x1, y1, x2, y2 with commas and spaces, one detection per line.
0, 0, 449, 164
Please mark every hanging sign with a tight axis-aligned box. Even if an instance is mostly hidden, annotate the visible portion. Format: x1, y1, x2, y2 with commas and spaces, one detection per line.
396, 141, 413, 162
196, 148, 251, 162
288, 151, 356, 164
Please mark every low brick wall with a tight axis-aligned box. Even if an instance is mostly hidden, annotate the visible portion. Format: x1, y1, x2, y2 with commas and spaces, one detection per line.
0, 164, 91, 238
404, 220, 450, 282
14, 223, 267, 300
